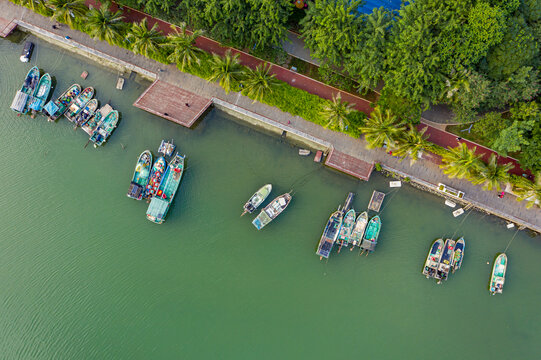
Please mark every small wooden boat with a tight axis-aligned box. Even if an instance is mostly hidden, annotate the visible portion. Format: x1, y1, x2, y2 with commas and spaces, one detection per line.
336, 208, 355, 250
146, 153, 185, 224
298, 149, 310, 156
65, 86, 94, 122
127, 150, 153, 200
436, 238, 456, 282
20, 41, 34, 63
422, 238, 444, 279
241, 184, 272, 216
44, 83, 81, 121
144, 156, 167, 199
10, 66, 40, 114
28, 73, 52, 116
74, 98, 98, 127
252, 193, 292, 230
81, 104, 112, 135
89, 110, 119, 147
349, 211, 368, 250
316, 208, 343, 260
490, 253, 507, 295
158, 140, 176, 157
452, 237, 465, 273
360, 215, 381, 254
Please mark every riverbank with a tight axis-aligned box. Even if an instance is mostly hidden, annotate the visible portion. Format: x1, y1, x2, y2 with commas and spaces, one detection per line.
2, 0, 539, 234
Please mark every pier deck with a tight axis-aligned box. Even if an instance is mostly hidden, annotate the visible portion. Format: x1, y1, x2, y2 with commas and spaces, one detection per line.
325, 148, 373, 181
133, 80, 212, 128
368, 190, 385, 212
0, 16, 16, 38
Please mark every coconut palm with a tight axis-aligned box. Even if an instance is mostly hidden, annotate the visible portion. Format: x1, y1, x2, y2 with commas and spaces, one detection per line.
242, 63, 281, 103
392, 126, 429, 165
513, 175, 541, 209
46, 0, 87, 28
359, 106, 406, 149
161, 24, 204, 71
85, 2, 125, 46
17, 0, 46, 12
440, 143, 483, 179
207, 50, 245, 94
470, 154, 514, 191
127, 18, 164, 58
320, 93, 354, 131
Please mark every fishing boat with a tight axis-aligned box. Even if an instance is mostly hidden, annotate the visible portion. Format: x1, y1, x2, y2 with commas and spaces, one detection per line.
241, 184, 272, 216
89, 110, 119, 147
436, 238, 456, 282
422, 238, 444, 279
28, 73, 52, 117
144, 156, 167, 199
81, 104, 112, 135
316, 208, 343, 260
158, 140, 176, 157
10, 66, 40, 114
252, 193, 292, 230
64, 86, 94, 122
20, 41, 34, 63
74, 98, 98, 127
490, 253, 507, 295
44, 83, 81, 121
146, 153, 185, 224
360, 215, 381, 254
349, 211, 368, 250
127, 150, 153, 200
452, 237, 466, 273
336, 209, 355, 250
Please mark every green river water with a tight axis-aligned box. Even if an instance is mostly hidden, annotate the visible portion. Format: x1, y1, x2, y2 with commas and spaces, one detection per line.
1, 33, 540, 360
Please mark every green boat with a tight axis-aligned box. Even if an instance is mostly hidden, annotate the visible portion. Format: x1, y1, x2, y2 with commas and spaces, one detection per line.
28, 73, 52, 116
10, 66, 40, 114
65, 86, 94, 122
44, 83, 81, 121
74, 99, 98, 127
360, 215, 381, 254
241, 184, 272, 216
336, 209, 355, 250
127, 150, 153, 200
146, 153, 185, 224
82, 104, 112, 135
89, 110, 119, 147
349, 211, 368, 250
490, 253, 507, 295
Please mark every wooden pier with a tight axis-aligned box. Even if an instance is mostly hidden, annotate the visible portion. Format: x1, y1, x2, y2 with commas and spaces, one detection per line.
133, 80, 212, 128
368, 190, 385, 212
325, 148, 374, 181
0, 17, 16, 38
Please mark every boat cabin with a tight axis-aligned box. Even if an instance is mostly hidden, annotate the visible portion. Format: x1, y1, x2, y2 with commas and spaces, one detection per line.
146, 197, 170, 224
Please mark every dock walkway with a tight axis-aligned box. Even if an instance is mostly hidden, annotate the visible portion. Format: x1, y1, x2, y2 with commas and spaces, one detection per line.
0, 16, 16, 38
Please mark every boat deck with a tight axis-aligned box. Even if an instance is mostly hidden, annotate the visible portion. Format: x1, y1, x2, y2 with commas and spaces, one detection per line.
133, 80, 212, 128
0, 17, 16, 38
325, 148, 373, 181
368, 190, 385, 212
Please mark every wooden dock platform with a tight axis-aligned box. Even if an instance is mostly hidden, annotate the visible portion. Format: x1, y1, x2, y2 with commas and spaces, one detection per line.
325, 148, 373, 181
0, 17, 16, 38
368, 190, 385, 212
133, 80, 212, 128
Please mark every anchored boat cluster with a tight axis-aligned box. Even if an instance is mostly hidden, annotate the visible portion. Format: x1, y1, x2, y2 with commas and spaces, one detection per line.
241, 185, 292, 230
422, 238, 465, 283
127, 140, 185, 224
10, 66, 119, 147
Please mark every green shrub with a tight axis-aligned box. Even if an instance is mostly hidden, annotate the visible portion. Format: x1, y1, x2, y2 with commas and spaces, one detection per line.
375, 163, 382, 171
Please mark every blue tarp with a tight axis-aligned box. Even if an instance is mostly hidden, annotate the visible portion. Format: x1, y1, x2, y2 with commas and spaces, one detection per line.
357, 0, 404, 14
43, 101, 59, 116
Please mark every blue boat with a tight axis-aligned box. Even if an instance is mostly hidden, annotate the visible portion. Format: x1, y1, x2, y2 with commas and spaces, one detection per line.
316, 208, 343, 260
10, 66, 40, 114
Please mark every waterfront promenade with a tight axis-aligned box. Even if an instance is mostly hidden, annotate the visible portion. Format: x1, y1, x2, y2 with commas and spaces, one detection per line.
2, 0, 539, 233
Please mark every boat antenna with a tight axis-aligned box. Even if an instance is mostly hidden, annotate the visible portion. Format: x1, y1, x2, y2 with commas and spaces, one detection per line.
503, 228, 520, 254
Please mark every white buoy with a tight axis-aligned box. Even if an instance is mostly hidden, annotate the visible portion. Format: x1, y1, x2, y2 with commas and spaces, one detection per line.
506, 222, 515, 229
389, 181, 402, 188
453, 208, 464, 217
445, 199, 456, 208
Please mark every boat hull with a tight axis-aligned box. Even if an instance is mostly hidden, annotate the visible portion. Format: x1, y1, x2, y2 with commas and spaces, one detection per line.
350, 211, 368, 247
337, 209, 355, 247
436, 239, 456, 281
243, 184, 272, 215
11, 66, 40, 114
65, 86, 94, 122
44, 83, 81, 121
490, 253, 507, 295
360, 216, 381, 253
316, 209, 343, 259
90, 110, 119, 146
422, 238, 444, 278
252, 193, 292, 230
29, 73, 52, 113
452, 237, 466, 272
127, 150, 153, 200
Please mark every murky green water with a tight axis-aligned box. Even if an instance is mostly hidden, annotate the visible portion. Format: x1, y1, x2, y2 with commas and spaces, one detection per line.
1, 33, 540, 359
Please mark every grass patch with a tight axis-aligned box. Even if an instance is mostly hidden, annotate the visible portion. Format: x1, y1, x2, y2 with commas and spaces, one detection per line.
446, 124, 487, 145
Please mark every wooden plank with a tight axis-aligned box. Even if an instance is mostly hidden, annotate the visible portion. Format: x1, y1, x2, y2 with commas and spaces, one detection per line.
0, 18, 16, 38
325, 148, 373, 181
368, 190, 385, 212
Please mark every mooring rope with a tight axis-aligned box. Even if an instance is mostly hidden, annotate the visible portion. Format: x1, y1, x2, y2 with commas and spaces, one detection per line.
448, 207, 475, 240
503, 229, 520, 253
377, 188, 400, 215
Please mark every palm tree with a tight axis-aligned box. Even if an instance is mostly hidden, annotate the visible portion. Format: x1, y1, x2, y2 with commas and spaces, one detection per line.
161, 24, 204, 71
359, 106, 405, 149
321, 93, 354, 131
46, 0, 87, 28
392, 126, 429, 165
513, 176, 541, 209
440, 143, 483, 179
207, 50, 245, 94
242, 63, 281, 103
470, 154, 514, 191
17, 0, 47, 12
127, 18, 164, 58
85, 2, 125, 46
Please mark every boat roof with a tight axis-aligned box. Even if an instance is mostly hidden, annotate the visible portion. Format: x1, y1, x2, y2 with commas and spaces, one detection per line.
44, 100, 59, 115
146, 197, 169, 221
10, 91, 28, 112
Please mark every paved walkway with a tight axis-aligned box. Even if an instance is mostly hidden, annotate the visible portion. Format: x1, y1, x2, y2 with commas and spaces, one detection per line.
3, 0, 539, 233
